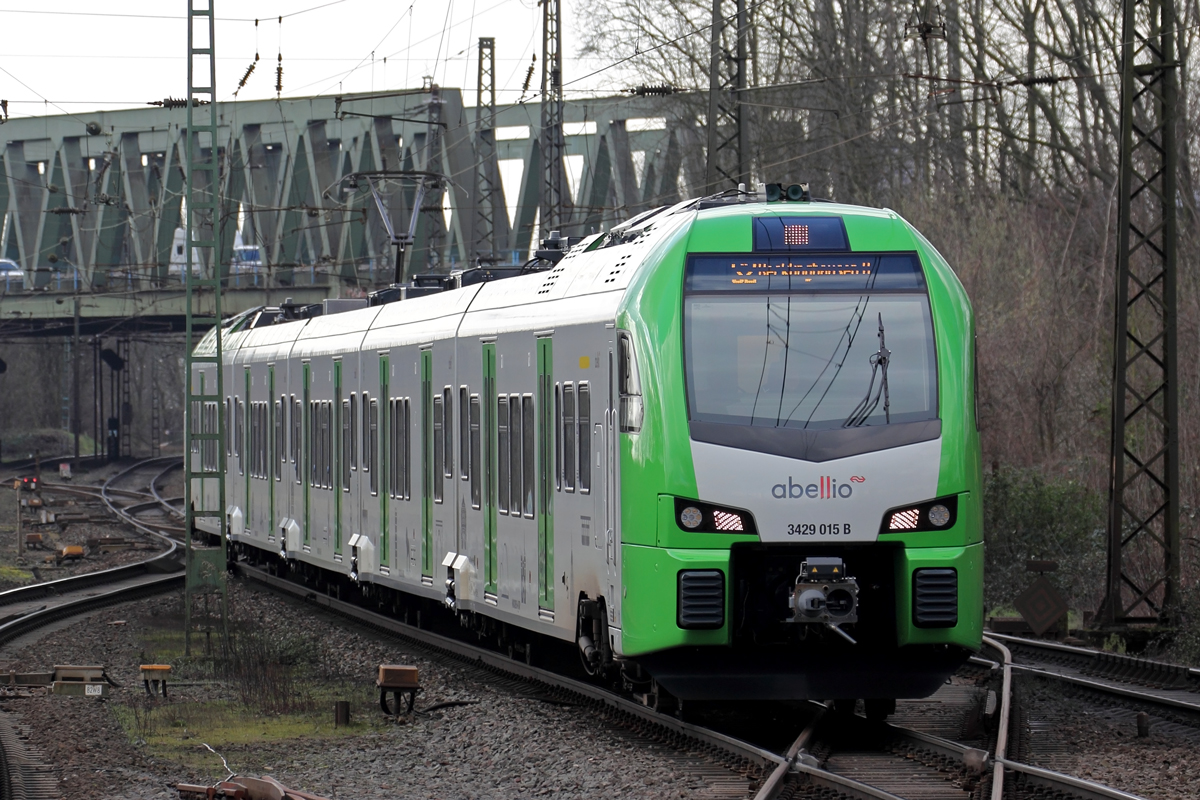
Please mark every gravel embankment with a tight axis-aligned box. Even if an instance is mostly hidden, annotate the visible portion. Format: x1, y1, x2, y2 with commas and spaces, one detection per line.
1018, 675, 1200, 800
0, 580, 748, 800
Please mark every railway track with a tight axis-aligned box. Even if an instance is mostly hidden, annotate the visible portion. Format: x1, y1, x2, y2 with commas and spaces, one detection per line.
0, 462, 1179, 800
234, 562, 1160, 800
0, 458, 186, 800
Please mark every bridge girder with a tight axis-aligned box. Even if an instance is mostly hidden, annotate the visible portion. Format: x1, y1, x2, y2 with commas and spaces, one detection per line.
1, 88, 711, 334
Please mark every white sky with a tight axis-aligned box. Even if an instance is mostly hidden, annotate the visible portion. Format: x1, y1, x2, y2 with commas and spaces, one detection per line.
0, 0, 625, 119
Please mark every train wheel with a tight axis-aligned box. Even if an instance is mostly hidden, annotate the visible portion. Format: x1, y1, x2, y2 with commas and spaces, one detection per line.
833, 698, 858, 716
864, 698, 896, 721
650, 681, 678, 715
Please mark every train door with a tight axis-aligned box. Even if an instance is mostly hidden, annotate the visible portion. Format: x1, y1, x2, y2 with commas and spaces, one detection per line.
420, 348, 433, 581
537, 337, 554, 613
243, 367, 252, 534
482, 342, 497, 599
378, 353, 390, 573
268, 364, 276, 543
302, 360, 311, 550
606, 347, 619, 585
334, 359, 343, 557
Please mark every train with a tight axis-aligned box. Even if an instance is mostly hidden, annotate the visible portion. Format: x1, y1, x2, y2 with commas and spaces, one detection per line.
190, 186, 983, 716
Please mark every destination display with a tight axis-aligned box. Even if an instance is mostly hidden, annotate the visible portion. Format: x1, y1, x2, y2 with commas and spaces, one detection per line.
752, 216, 849, 251
685, 253, 927, 292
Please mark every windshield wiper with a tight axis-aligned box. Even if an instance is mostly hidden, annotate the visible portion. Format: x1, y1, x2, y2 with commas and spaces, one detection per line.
842, 312, 890, 427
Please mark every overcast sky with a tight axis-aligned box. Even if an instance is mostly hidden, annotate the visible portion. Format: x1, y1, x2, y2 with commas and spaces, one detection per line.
0, 0, 623, 119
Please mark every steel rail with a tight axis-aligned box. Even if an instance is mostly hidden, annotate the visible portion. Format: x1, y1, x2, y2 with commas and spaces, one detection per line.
982, 636, 1012, 800
998, 759, 1151, 800
988, 630, 1200, 680
753, 704, 826, 800
99, 457, 186, 543
987, 633, 1200, 715
0, 573, 183, 650
243, 562, 1036, 800
0, 459, 184, 608
148, 460, 184, 519
238, 563, 784, 770
1008, 662, 1200, 713
981, 636, 1155, 800
240, 563, 963, 800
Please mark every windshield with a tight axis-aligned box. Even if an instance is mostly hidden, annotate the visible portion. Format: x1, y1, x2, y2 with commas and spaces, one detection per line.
683, 253, 937, 432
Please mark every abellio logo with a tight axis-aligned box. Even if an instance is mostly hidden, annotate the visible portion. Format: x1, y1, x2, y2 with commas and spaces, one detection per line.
771, 476, 864, 500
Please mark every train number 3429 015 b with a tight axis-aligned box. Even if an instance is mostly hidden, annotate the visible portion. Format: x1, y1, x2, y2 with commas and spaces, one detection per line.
786, 523, 852, 536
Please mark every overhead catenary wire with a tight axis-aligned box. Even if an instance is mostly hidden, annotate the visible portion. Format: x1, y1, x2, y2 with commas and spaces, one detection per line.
0, 1, 354, 23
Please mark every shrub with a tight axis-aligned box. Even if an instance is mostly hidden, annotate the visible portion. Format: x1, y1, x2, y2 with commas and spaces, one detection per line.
983, 466, 1105, 615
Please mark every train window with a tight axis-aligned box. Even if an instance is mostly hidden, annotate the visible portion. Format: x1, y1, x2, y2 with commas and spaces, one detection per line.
361, 394, 370, 472
311, 401, 333, 490
618, 331, 644, 433
279, 395, 287, 469
509, 394, 522, 516
225, 398, 232, 456
349, 393, 358, 471
326, 402, 334, 489
312, 402, 321, 484
315, 402, 324, 489
562, 384, 575, 492
369, 399, 379, 496
443, 387, 454, 480
315, 403, 323, 488
250, 403, 261, 479
554, 385, 562, 492
341, 400, 351, 491
291, 397, 301, 481
236, 400, 244, 475
522, 394, 535, 518
497, 397, 509, 515
388, 399, 397, 498
433, 394, 444, 503
390, 398, 407, 499
403, 398, 412, 500
578, 383, 591, 494
248, 404, 256, 477
469, 395, 481, 509
274, 399, 282, 481
260, 403, 269, 478
459, 386, 470, 481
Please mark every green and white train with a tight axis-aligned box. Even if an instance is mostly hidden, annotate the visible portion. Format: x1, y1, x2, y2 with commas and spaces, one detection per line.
192, 190, 983, 708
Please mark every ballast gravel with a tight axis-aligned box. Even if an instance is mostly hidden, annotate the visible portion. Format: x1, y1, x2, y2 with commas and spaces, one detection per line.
1018, 675, 1200, 800
0, 579, 746, 800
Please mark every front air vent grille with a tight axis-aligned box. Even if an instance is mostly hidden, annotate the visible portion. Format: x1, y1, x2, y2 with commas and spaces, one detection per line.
678, 570, 725, 629
913, 568, 958, 628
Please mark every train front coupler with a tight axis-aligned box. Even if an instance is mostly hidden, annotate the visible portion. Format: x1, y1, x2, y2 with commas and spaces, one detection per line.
788, 557, 860, 644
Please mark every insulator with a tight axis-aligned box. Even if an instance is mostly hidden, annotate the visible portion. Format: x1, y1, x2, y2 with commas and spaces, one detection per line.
276, 53, 283, 95
521, 54, 537, 94
1015, 75, 1062, 86
149, 97, 208, 109
627, 84, 676, 97
237, 60, 258, 91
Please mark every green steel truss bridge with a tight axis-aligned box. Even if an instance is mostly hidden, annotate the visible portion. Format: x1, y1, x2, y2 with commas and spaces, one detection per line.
0, 87, 696, 336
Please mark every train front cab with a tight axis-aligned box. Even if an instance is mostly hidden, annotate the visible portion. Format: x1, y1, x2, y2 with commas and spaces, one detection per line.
616, 205, 983, 701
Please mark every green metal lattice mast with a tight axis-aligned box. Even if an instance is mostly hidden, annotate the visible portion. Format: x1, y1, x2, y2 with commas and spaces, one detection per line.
183, 0, 229, 657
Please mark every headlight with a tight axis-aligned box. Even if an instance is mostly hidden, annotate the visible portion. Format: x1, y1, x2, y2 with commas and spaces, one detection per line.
680, 506, 703, 529
879, 495, 959, 534
673, 498, 758, 535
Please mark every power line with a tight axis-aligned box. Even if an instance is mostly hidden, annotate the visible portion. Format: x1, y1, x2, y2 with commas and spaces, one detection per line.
0, 1, 353, 23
